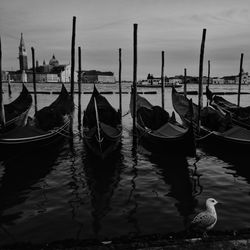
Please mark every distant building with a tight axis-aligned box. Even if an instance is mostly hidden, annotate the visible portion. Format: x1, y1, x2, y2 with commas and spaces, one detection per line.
19, 33, 28, 71
235, 72, 250, 84
212, 77, 224, 84
82, 70, 115, 83
202, 76, 212, 85
222, 76, 236, 84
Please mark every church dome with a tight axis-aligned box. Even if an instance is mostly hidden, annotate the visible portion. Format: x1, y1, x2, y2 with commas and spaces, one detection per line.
49, 54, 59, 67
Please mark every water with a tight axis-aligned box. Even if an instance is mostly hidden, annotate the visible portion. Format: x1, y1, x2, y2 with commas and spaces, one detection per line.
0, 82, 250, 245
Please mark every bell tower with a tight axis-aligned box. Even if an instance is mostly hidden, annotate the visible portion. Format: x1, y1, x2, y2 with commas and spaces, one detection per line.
19, 33, 28, 71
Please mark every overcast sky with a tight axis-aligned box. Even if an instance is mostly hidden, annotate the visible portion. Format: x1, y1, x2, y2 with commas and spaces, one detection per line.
0, 0, 250, 80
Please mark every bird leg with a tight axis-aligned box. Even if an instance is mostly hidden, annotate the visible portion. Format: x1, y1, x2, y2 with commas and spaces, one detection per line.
202, 232, 208, 238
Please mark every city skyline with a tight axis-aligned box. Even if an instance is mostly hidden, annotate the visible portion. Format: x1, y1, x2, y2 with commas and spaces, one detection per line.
1, 0, 250, 80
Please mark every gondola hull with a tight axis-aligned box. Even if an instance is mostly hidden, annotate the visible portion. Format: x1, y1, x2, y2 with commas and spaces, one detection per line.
0, 118, 70, 158
82, 86, 122, 160
135, 121, 195, 156
1, 84, 32, 133
0, 84, 74, 158
172, 87, 250, 154
83, 125, 122, 159
206, 86, 250, 130
130, 90, 196, 156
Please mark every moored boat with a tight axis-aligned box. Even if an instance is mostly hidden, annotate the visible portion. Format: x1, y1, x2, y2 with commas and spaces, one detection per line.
172, 86, 250, 154
0, 84, 74, 157
130, 89, 196, 156
0, 84, 32, 133
82, 85, 122, 159
206, 86, 250, 130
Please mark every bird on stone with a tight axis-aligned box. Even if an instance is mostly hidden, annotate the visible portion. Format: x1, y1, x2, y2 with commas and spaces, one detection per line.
190, 198, 218, 237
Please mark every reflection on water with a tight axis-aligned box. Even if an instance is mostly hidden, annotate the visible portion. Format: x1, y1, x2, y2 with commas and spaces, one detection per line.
146, 153, 202, 229
82, 146, 123, 237
0, 146, 62, 242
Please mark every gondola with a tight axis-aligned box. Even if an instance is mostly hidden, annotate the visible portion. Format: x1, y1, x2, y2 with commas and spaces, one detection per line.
172, 86, 250, 154
82, 85, 122, 159
206, 86, 250, 130
0, 84, 32, 133
130, 89, 196, 156
0, 84, 74, 156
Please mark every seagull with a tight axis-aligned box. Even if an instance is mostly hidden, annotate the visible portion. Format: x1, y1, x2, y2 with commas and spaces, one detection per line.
190, 198, 218, 237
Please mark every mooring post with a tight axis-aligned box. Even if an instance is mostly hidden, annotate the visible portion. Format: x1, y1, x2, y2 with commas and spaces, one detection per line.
0, 37, 5, 126
31, 47, 38, 113
161, 51, 165, 109
8, 75, 11, 97
237, 53, 244, 108
78, 46, 82, 130
198, 28, 206, 133
119, 48, 122, 122
183, 68, 187, 97
132, 23, 138, 133
70, 16, 76, 100
206, 60, 210, 106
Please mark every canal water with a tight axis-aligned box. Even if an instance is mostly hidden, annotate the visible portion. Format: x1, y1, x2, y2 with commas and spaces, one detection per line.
0, 82, 250, 245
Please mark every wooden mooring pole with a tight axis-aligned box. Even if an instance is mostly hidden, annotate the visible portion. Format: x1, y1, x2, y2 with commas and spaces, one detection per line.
8, 75, 12, 97
183, 68, 187, 97
70, 16, 76, 100
198, 28, 206, 132
0, 37, 5, 126
161, 51, 165, 109
237, 53, 244, 108
119, 48, 122, 122
78, 46, 82, 130
31, 47, 38, 113
132, 23, 138, 133
206, 60, 210, 106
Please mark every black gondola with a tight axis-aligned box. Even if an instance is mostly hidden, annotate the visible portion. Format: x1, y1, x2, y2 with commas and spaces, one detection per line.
0, 84, 74, 156
206, 86, 250, 130
172, 87, 250, 153
1, 84, 32, 133
130, 90, 196, 156
82, 85, 122, 159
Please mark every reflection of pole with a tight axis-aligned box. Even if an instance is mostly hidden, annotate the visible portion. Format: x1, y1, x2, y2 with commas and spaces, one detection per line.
78, 46, 82, 131
237, 53, 244, 108
197, 29, 206, 133
161, 51, 165, 109
31, 47, 38, 113
70, 16, 76, 100
132, 23, 138, 133
0, 37, 6, 126
119, 48, 122, 122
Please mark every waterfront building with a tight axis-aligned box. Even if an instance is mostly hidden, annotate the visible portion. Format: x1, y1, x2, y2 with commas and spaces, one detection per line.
82, 70, 115, 83
235, 72, 250, 84
212, 77, 225, 84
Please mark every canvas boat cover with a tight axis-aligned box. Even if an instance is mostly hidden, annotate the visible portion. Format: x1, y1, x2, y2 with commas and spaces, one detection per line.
83, 86, 120, 129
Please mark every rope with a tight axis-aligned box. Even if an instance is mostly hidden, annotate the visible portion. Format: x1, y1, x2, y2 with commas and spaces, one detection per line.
196, 131, 214, 141
122, 111, 130, 117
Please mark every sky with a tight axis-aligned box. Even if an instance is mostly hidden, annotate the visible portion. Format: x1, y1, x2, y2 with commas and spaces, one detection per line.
0, 0, 250, 80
